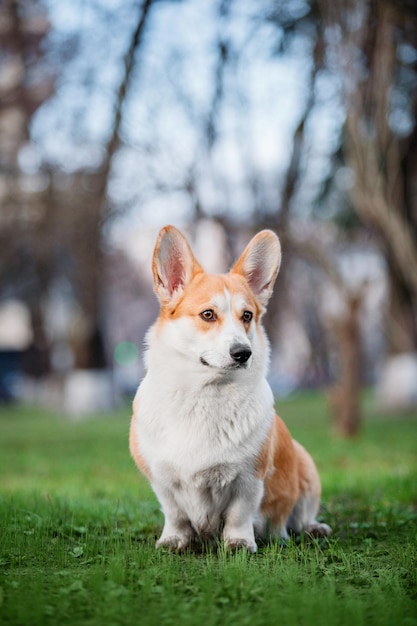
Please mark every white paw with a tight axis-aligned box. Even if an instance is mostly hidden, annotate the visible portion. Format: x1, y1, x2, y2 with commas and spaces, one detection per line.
156, 535, 191, 551
224, 538, 258, 553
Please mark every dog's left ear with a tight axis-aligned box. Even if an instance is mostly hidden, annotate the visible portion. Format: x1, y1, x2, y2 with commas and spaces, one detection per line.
232, 230, 281, 306
152, 225, 203, 305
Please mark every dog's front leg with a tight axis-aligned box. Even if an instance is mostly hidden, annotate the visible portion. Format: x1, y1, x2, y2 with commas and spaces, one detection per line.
223, 477, 264, 553
152, 483, 193, 551
157, 516, 194, 551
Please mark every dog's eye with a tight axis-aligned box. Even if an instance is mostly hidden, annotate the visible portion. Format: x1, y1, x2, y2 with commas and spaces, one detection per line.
200, 309, 217, 322
242, 311, 253, 323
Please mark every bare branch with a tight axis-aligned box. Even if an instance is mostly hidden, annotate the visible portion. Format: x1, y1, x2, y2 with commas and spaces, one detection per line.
99, 0, 155, 218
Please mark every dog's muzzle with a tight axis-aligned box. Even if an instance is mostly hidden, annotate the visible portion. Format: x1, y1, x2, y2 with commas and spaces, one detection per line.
199, 343, 252, 369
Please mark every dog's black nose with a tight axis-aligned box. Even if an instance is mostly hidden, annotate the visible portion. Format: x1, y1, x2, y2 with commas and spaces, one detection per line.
230, 344, 252, 364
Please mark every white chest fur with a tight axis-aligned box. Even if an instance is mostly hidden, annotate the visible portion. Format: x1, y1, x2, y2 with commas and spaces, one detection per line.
133, 364, 274, 535
136, 367, 273, 469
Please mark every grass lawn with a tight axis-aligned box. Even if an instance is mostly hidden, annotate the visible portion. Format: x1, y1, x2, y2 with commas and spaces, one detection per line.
0, 392, 416, 626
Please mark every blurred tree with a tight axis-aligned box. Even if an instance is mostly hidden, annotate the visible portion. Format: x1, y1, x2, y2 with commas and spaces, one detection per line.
0, 0, 156, 375
0, 0, 55, 376
319, 0, 417, 353
65, 0, 155, 369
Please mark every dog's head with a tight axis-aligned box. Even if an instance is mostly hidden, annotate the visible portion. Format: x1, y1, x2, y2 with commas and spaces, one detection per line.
149, 225, 281, 376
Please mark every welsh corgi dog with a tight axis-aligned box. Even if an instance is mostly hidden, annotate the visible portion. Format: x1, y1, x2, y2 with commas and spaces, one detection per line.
129, 225, 331, 552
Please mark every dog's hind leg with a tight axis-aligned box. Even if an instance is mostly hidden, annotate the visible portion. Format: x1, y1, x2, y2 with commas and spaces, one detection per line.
287, 441, 332, 538
286, 493, 331, 537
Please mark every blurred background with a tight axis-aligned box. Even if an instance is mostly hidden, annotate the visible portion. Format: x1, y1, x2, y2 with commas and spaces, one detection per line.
0, 0, 416, 435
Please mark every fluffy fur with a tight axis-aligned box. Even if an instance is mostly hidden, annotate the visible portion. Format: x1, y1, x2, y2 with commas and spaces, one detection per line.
129, 225, 331, 552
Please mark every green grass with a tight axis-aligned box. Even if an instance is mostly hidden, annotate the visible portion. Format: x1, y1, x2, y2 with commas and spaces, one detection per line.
0, 393, 416, 626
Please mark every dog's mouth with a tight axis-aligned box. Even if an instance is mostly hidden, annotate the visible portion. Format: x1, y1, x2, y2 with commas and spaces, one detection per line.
200, 357, 246, 370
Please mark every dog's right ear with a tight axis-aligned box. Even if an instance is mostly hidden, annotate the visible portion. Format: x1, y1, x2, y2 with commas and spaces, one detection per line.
152, 225, 203, 305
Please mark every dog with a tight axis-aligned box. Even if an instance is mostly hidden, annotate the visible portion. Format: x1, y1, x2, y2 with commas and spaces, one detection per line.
129, 225, 331, 552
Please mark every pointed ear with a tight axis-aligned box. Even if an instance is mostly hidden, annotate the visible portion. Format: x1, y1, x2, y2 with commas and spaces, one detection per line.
152, 225, 203, 305
232, 230, 281, 306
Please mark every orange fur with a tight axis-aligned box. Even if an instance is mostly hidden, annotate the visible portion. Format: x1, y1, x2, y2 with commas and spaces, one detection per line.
156, 272, 262, 326
257, 415, 322, 531
129, 399, 151, 480
258, 416, 300, 529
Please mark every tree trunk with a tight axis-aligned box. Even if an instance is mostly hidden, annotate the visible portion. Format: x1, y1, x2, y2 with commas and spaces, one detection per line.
321, 0, 417, 354
327, 292, 363, 437
70, 0, 155, 370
